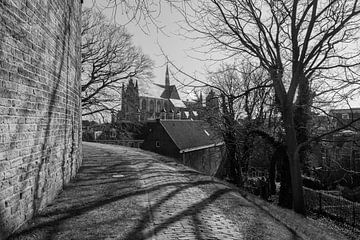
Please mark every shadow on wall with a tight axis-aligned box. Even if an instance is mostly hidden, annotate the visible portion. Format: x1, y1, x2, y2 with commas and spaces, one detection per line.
0, 0, 81, 238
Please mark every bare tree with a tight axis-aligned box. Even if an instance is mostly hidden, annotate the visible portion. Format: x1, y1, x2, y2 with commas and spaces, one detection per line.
91, 0, 360, 213
175, 0, 360, 213
81, 8, 153, 118
202, 63, 273, 184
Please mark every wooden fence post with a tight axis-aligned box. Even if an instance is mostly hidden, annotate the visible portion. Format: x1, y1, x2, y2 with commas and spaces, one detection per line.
353, 202, 356, 228
318, 192, 322, 215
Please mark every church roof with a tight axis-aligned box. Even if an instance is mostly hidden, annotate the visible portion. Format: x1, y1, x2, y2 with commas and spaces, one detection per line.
129, 65, 196, 103
169, 99, 186, 108
138, 81, 166, 99
159, 120, 223, 152
160, 85, 180, 99
137, 81, 181, 100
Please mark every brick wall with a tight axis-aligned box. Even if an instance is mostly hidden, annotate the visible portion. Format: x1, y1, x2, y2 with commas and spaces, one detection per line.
182, 145, 225, 176
0, 0, 82, 238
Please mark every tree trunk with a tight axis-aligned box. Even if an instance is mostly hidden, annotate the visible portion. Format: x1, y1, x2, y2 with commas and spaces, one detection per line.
220, 94, 242, 185
294, 75, 311, 175
283, 106, 305, 214
269, 149, 278, 195
226, 130, 242, 185
278, 145, 292, 208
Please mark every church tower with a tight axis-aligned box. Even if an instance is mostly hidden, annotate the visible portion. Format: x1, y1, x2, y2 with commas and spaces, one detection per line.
165, 63, 170, 88
120, 78, 140, 121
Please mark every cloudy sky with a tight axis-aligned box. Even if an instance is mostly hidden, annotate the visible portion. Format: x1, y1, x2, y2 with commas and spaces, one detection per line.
83, 1, 212, 99
83, 1, 360, 109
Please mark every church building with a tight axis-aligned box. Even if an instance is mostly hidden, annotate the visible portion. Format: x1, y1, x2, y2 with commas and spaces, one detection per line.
114, 66, 202, 122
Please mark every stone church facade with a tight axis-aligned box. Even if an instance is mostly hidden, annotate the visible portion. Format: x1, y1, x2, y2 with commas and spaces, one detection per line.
114, 66, 203, 122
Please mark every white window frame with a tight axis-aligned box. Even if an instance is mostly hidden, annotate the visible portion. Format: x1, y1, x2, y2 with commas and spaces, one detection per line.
341, 113, 349, 119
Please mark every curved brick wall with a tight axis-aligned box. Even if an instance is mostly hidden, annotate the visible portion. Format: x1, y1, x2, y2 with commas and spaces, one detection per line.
0, 0, 82, 238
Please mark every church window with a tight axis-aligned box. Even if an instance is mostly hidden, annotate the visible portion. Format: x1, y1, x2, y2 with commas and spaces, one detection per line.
164, 101, 169, 111
141, 99, 147, 110
156, 141, 160, 148
150, 100, 155, 112
156, 100, 161, 112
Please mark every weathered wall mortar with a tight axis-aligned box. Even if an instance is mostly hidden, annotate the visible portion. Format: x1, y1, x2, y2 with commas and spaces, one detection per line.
0, 0, 82, 238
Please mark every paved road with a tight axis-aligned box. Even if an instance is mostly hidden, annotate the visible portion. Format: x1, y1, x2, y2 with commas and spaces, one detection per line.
9, 142, 346, 240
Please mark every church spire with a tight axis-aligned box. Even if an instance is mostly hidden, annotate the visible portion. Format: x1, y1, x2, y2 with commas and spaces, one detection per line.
165, 63, 170, 87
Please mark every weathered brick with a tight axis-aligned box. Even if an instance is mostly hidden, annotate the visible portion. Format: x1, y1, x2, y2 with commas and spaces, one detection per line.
0, 0, 82, 238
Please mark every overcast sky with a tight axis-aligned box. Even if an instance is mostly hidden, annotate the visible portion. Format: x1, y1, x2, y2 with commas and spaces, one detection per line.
83, 1, 360, 109
83, 1, 212, 99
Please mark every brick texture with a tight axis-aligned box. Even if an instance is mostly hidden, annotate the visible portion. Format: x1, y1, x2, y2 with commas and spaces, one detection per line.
0, 0, 82, 238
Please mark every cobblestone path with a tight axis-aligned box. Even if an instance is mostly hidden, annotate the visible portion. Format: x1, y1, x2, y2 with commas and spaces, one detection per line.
9, 142, 346, 240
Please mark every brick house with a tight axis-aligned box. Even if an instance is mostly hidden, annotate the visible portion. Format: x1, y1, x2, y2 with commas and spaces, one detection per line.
329, 108, 360, 130
141, 120, 225, 175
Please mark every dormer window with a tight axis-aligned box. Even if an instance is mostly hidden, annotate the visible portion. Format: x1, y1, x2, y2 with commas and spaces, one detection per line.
342, 114, 349, 119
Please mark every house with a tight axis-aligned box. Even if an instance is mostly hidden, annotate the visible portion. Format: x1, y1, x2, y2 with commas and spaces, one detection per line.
308, 108, 360, 187
141, 119, 225, 175
114, 65, 202, 122
329, 108, 360, 130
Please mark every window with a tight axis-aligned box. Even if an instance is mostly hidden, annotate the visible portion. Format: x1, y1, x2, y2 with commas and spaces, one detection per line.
149, 100, 155, 112
141, 99, 147, 110
156, 100, 162, 112
110, 129, 116, 138
342, 113, 349, 119
155, 141, 160, 148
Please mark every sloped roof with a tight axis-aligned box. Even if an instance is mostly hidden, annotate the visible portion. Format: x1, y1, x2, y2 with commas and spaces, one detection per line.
169, 99, 186, 108
329, 108, 360, 114
138, 81, 166, 99
159, 120, 223, 151
160, 85, 180, 99
138, 79, 184, 100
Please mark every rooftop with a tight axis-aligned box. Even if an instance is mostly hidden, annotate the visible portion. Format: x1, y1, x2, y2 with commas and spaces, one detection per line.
159, 120, 223, 151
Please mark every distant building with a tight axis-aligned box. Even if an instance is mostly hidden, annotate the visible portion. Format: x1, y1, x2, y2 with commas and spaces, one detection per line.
142, 119, 225, 175
329, 108, 360, 130
114, 65, 203, 122
310, 113, 333, 135
307, 107, 360, 187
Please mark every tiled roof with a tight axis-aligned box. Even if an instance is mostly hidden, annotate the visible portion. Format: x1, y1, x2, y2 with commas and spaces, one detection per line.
160, 120, 223, 151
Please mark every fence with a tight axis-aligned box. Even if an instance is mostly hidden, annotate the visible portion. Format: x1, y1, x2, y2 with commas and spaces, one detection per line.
304, 187, 360, 228
247, 169, 267, 178
93, 140, 144, 148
